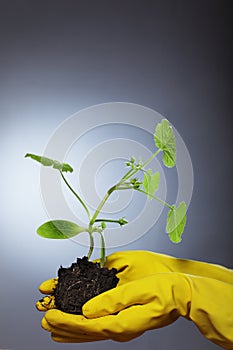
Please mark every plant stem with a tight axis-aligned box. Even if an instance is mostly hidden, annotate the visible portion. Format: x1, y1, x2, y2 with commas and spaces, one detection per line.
95, 218, 123, 225
60, 171, 91, 220
136, 188, 173, 209
141, 148, 162, 169
117, 185, 134, 190
120, 167, 136, 182
98, 231, 106, 267
90, 185, 117, 225
87, 233, 94, 259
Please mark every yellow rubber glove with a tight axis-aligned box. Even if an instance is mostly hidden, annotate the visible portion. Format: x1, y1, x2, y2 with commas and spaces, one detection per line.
37, 251, 233, 348
100, 250, 233, 285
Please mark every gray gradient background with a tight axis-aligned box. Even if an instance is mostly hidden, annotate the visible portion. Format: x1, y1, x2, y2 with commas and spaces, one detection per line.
0, 1, 232, 350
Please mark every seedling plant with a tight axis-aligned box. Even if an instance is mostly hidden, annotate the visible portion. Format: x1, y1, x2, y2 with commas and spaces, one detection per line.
26, 119, 187, 267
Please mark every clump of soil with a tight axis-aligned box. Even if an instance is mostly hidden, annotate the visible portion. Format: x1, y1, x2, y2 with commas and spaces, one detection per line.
53, 257, 119, 314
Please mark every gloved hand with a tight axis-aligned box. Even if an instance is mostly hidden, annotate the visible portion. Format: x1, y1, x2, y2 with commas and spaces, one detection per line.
97, 250, 233, 285
37, 251, 233, 349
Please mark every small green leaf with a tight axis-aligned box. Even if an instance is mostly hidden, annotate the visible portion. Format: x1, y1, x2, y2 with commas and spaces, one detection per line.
166, 201, 186, 243
143, 170, 160, 200
25, 153, 73, 173
154, 119, 176, 168
37, 220, 85, 239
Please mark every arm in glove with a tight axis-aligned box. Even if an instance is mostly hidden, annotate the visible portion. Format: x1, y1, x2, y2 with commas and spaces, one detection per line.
37, 251, 233, 348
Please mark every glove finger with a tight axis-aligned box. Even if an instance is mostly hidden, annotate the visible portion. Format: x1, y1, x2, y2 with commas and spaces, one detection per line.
51, 333, 106, 343
44, 322, 107, 341
43, 308, 144, 342
51, 331, 142, 343
39, 278, 58, 294
42, 309, 87, 332
36, 295, 56, 311
42, 309, 117, 334
83, 276, 154, 317
42, 314, 107, 341
51, 332, 106, 342
51, 327, 107, 342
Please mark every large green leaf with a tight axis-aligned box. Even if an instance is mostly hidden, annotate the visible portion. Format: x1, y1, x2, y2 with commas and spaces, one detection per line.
154, 119, 176, 168
37, 220, 85, 239
166, 202, 186, 243
143, 170, 160, 200
25, 153, 73, 172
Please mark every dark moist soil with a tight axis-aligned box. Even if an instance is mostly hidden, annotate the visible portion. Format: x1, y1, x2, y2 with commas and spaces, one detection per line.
53, 256, 119, 314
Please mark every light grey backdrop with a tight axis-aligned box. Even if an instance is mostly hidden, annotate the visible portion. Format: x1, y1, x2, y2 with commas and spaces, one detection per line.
0, 1, 232, 350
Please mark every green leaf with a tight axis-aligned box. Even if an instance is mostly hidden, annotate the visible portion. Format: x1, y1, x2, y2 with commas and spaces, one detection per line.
143, 170, 160, 200
25, 153, 73, 172
166, 201, 187, 243
154, 119, 176, 168
37, 220, 85, 239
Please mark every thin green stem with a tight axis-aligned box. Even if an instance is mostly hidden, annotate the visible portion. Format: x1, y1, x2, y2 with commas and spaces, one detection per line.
136, 188, 173, 209
95, 218, 123, 225
117, 185, 134, 190
98, 231, 106, 267
90, 185, 117, 225
60, 171, 91, 220
120, 167, 136, 182
87, 233, 94, 259
141, 148, 162, 169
